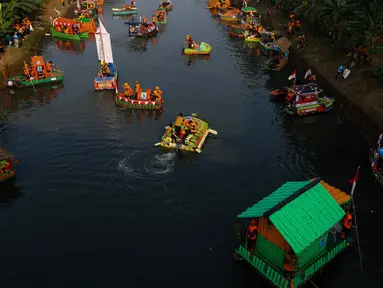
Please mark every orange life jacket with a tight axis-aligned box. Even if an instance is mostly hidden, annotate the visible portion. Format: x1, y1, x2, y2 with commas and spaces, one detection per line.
343, 213, 352, 229
284, 262, 294, 272
247, 224, 258, 240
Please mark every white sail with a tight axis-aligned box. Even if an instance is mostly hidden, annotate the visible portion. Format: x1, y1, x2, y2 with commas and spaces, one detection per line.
95, 19, 114, 64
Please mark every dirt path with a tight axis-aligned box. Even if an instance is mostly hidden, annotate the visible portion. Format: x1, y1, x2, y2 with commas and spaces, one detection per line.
1, 0, 71, 72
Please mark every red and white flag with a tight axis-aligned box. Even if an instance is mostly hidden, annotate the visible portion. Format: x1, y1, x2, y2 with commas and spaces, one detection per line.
288, 71, 296, 80
349, 167, 359, 196
304, 69, 312, 79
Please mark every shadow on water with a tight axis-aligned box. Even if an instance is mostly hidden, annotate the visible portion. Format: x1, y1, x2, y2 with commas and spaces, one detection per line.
0, 84, 64, 114
123, 109, 163, 124
0, 180, 22, 208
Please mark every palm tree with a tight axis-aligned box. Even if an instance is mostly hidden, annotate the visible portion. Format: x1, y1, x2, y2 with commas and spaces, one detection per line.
0, 0, 42, 31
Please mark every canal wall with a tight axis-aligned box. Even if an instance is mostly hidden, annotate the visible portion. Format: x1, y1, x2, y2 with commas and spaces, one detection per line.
229, 0, 382, 145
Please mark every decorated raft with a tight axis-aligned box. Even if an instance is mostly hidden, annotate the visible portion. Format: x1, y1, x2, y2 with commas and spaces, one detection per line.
183, 42, 211, 55
161, 0, 172, 11
50, 18, 89, 41
270, 83, 322, 101
0, 147, 16, 183
263, 37, 292, 71
219, 8, 240, 21
234, 178, 352, 288
115, 86, 164, 110
74, 0, 98, 17
207, 0, 231, 10
94, 19, 118, 90
228, 23, 247, 38
4, 56, 63, 88
112, 2, 137, 15
155, 114, 217, 153
370, 134, 383, 187
286, 88, 334, 116
155, 7, 168, 24
125, 21, 158, 38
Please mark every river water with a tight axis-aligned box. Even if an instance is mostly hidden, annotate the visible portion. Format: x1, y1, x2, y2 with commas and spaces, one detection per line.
0, 0, 383, 287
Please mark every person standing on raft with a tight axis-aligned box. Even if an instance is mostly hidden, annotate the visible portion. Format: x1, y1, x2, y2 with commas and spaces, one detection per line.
123, 83, 133, 99
247, 219, 258, 256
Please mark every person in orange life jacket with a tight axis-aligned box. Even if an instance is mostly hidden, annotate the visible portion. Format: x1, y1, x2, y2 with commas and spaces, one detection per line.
286, 91, 294, 103
295, 20, 301, 32
247, 219, 258, 256
308, 74, 316, 82
342, 210, 354, 240
134, 80, 140, 98
284, 253, 296, 287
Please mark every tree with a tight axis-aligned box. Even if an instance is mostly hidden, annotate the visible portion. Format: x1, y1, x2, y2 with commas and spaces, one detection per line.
0, 0, 43, 31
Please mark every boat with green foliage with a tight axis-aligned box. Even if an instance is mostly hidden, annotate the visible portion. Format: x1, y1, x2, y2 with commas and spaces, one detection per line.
234, 178, 352, 287
0, 147, 16, 183
51, 18, 89, 41
155, 113, 217, 153
112, 7, 138, 15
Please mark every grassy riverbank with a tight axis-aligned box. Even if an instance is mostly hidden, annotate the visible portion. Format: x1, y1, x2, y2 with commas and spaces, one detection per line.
228, 1, 383, 133
1, 0, 71, 75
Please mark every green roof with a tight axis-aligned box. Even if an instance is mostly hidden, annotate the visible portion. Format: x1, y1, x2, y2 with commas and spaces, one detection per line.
237, 181, 311, 219
238, 180, 346, 254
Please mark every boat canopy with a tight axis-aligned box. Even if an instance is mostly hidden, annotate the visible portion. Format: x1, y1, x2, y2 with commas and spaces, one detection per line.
242, 7, 257, 12
237, 178, 345, 254
95, 19, 114, 63
0, 147, 13, 160
273, 37, 292, 52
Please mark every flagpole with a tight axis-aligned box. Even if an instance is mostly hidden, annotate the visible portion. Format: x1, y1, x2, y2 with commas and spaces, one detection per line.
350, 166, 363, 272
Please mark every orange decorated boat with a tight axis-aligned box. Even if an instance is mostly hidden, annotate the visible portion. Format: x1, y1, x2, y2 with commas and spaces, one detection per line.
50, 17, 89, 40
4, 56, 64, 88
218, 8, 240, 21
115, 84, 164, 110
94, 19, 118, 91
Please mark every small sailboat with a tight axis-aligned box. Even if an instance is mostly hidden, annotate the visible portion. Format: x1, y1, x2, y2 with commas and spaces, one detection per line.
94, 18, 118, 91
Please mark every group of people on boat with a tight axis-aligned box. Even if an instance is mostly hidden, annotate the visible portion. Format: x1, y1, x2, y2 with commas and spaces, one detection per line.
56, 23, 81, 35
167, 114, 198, 144
246, 22, 264, 38
154, 9, 166, 23
97, 62, 111, 77
123, 81, 163, 103
23, 61, 55, 80
121, 2, 136, 10
159, 0, 171, 9
185, 34, 198, 49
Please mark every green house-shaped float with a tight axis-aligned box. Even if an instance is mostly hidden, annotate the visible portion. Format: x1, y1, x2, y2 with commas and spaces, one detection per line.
236, 178, 351, 287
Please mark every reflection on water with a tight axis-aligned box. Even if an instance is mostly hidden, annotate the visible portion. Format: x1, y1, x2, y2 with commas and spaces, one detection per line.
0, 0, 382, 287
124, 109, 162, 124
184, 55, 211, 67
0, 84, 64, 112
0, 180, 22, 208
55, 40, 86, 54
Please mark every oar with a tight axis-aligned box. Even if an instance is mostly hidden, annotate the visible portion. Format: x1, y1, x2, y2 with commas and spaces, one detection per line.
208, 129, 218, 135
24, 61, 36, 92
154, 142, 161, 146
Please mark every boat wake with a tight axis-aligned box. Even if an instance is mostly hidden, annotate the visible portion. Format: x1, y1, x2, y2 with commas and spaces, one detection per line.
117, 150, 175, 179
